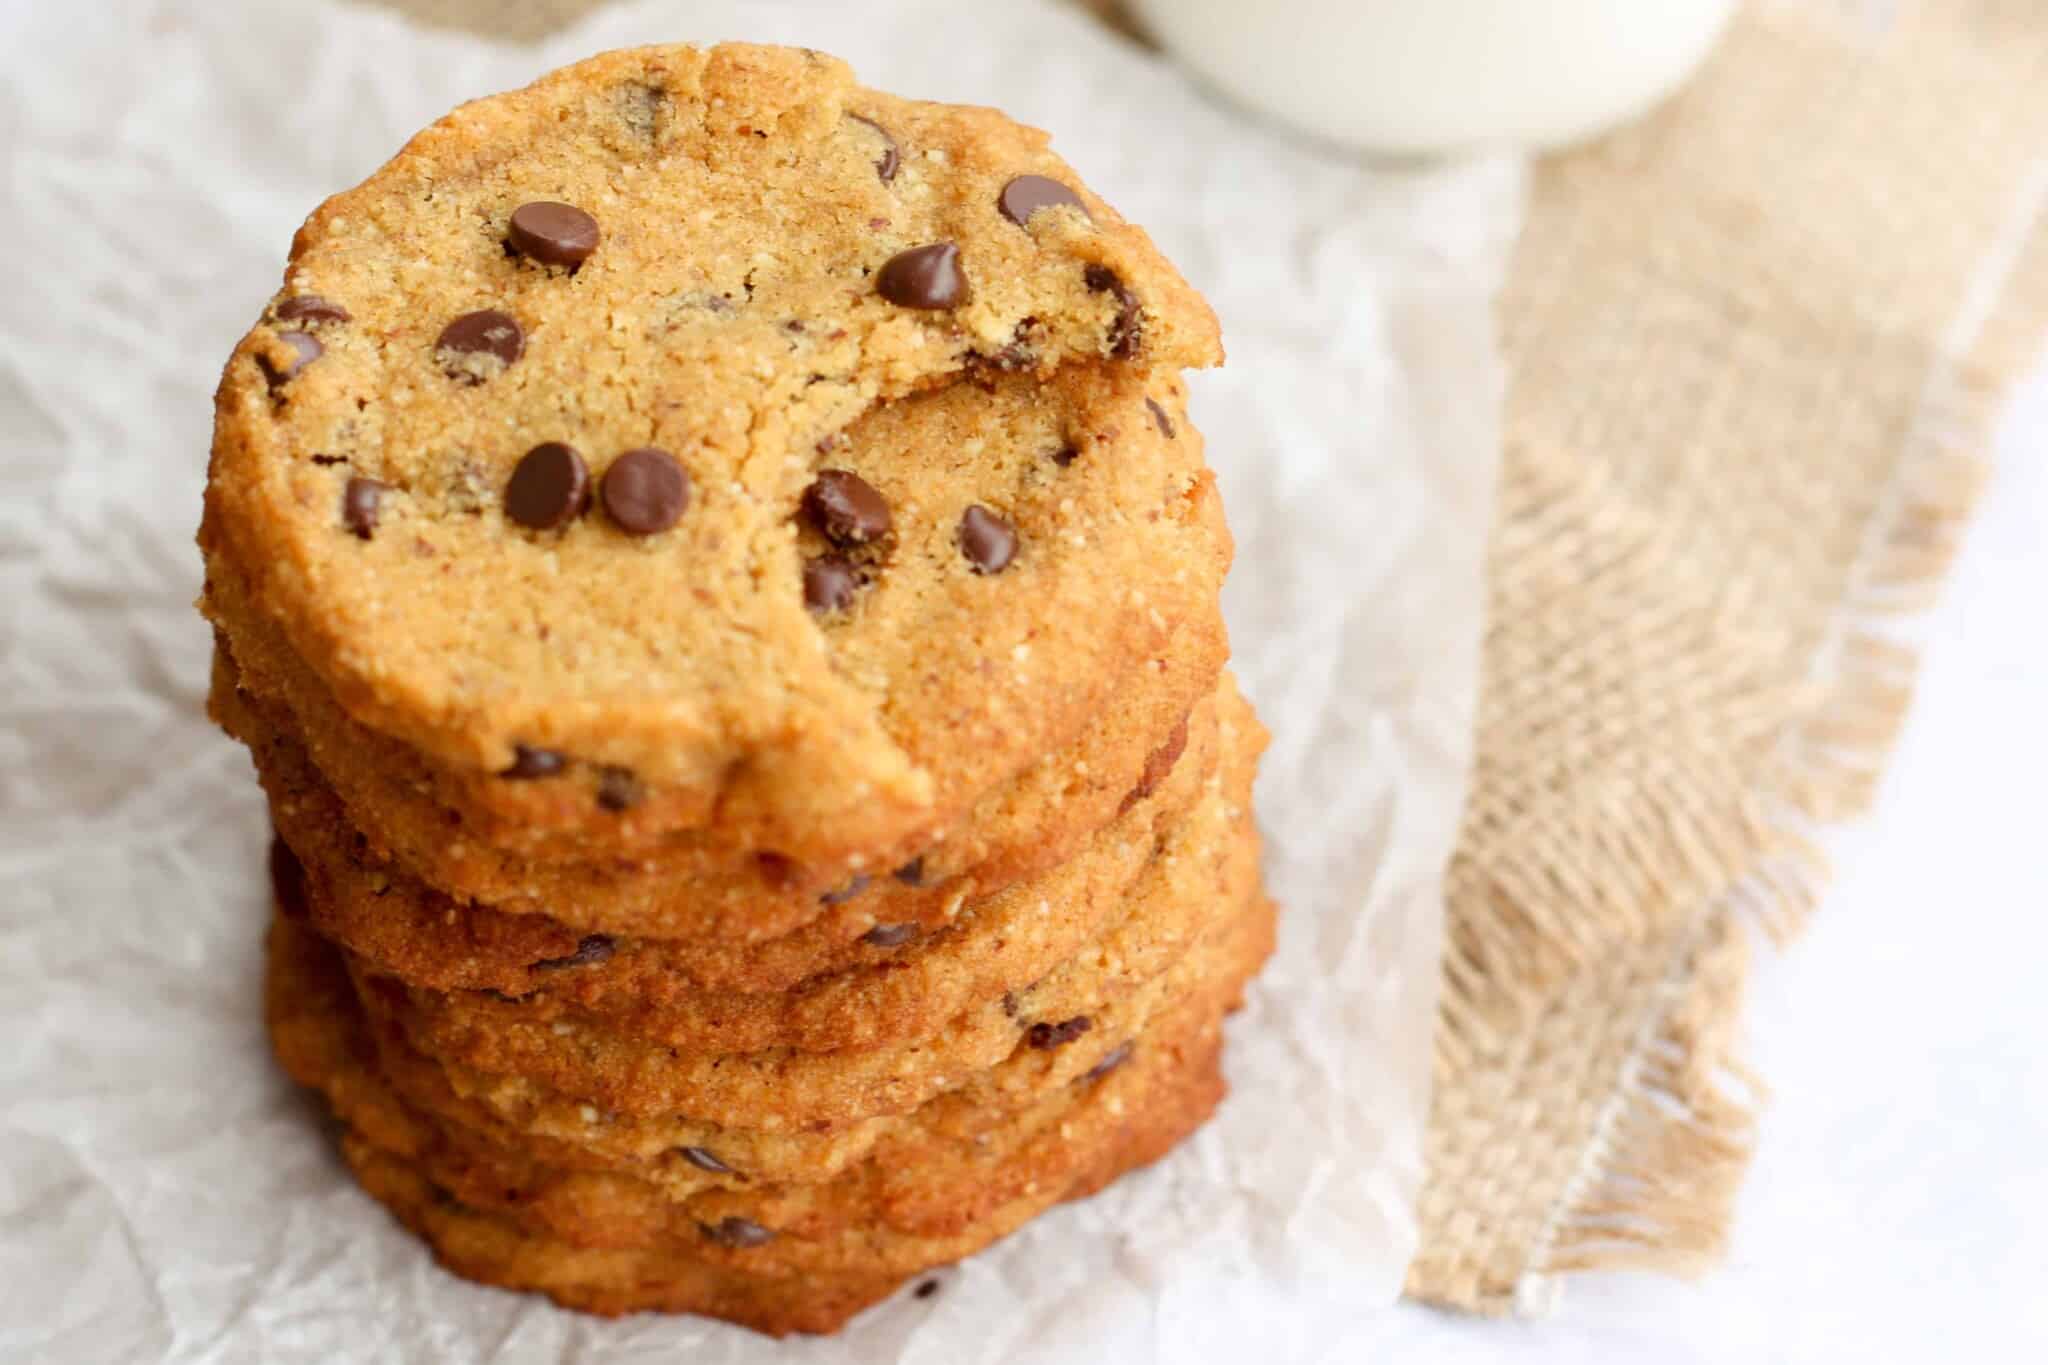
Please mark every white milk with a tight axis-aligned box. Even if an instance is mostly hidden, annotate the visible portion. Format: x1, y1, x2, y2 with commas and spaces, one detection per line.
1128, 0, 1736, 155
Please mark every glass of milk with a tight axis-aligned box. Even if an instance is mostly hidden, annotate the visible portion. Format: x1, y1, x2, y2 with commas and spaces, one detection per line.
1126, 0, 1736, 155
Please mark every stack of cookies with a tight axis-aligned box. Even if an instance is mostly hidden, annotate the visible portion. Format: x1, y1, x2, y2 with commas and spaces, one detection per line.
199, 42, 1270, 1336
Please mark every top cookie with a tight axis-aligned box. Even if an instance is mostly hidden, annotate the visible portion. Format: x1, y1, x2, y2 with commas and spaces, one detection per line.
202, 41, 1224, 859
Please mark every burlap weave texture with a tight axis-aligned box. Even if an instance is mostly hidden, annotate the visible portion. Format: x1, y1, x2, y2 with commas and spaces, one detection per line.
1414, 0, 2047, 1310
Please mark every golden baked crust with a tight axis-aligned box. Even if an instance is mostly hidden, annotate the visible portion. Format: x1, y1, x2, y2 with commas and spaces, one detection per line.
265, 681, 1225, 1027
272, 901, 1268, 1249
353, 727, 1258, 1128
341, 1084, 1216, 1335
361, 926, 1263, 1198
216, 620, 1229, 960
270, 911, 1249, 1335
200, 41, 1223, 868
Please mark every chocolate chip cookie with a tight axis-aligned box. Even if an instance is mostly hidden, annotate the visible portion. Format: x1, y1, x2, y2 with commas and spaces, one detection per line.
220, 41, 1270, 1333
201, 41, 1223, 870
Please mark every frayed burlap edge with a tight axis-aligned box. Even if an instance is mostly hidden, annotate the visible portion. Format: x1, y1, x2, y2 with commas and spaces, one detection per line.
1497, 125, 2048, 1314
1407, 0, 2048, 1312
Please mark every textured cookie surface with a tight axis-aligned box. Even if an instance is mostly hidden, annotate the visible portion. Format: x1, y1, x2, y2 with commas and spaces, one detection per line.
341, 1091, 1213, 1335
201, 40, 1224, 866
271, 908, 1260, 1250
364, 936, 1260, 1201
355, 722, 1260, 1129
257, 678, 1224, 1017
269, 913, 1238, 1334
218, 618, 1227, 958
206, 367, 1225, 875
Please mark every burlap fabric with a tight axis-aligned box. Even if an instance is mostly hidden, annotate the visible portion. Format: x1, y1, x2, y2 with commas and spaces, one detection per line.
1412, 0, 2047, 1311
344, 0, 2048, 1316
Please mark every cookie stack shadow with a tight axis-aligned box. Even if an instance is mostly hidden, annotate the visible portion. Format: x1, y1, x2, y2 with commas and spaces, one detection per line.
199, 41, 1271, 1337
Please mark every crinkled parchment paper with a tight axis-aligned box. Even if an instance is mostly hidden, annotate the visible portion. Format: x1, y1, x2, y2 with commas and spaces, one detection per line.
0, 1, 1518, 1359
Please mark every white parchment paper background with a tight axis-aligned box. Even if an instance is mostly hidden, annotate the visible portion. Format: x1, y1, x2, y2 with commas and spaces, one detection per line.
0, 1, 1519, 1360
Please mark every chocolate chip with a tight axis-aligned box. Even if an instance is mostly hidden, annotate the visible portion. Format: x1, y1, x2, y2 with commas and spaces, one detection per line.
505, 442, 589, 530
876, 243, 966, 309
999, 175, 1088, 226
436, 309, 524, 380
261, 332, 323, 389
341, 477, 385, 539
1082, 1042, 1133, 1082
915, 1280, 941, 1300
1084, 264, 1142, 358
507, 201, 600, 267
533, 934, 616, 971
804, 554, 859, 613
269, 835, 308, 920
1146, 397, 1176, 439
1050, 443, 1080, 467
1120, 716, 1190, 815
275, 295, 351, 324
821, 875, 870, 906
680, 1146, 732, 1174
1026, 1015, 1093, 1050
601, 448, 690, 535
801, 469, 892, 545
891, 857, 925, 886
958, 505, 1017, 574
596, 766, 640, 812
502, 745, 565, 779
862, 923, 918, 948
849, 115, 900, 182
701, 1216, 775, 1249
